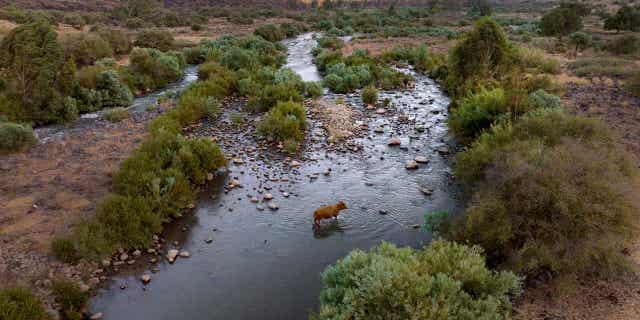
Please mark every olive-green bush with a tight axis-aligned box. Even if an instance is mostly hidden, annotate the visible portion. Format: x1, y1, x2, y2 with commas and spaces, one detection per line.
0, 121, 36, 154
258, 100, 306, 142
0, 287, 50, 320
314, 240, 521, 320
443, 110, 638, 278
134, 28, 174, 52
448, 88, 507, 143
122, 48, 185, 92
52, 279, 88, 320
61, 33, 113, 66
446, 18, 513, 97
361, 85, 378, 105
254, 24, 286, 42
102, 107, 129, 122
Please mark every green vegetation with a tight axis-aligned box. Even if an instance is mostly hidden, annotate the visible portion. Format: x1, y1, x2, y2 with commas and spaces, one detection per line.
627, 71, 640, 97
61, 33, 113, 67
605, 35, 640, 55
134, 29, 175, 52
540, 6, 583, 39
0, 120, 36, 154
442, 110, 638, 278
254, 24, 286, 42
446, 18, 512, 97
258, 100, 306, 143
0, 287, 50, 320
448, 88, 507, 143
52, 280, 88, 320
314, 241, 520, 320
122, 48, 185, 92
361, 85, 378, 105
604, 6, 640, 32
569, 57, 637, 79
102, 107, 129, 122
97, 28, 132, 56
568, 31, 591, 55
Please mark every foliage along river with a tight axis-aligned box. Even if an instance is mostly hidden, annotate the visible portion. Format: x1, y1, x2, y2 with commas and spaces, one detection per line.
89, 33, 459, 319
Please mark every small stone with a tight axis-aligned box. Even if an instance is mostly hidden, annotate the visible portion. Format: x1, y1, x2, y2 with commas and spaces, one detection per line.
132, 250, 141, 257
268, 203, 279, 211
375, 108, 386, 114
90, 312, 103, 320
282, 192, 289, 198
257, 205, 265, 211
250, 196, 259, 203
387, 138, 401, 146
179, 251, 190, 258
147, 248, 156, 254
101, 260, 111, 267
263, 193, 273, 201
411, 224, 421, 229
405, 160, 419, 170
167, 249, 179, 263
119, 253, 128, 261
437, 146, 450, 154
207, 173, 214, 181
232, 158, 244, 164
374, 126, 384, 133
421, 187, 434, 195
79, 283, 90, 293
205, 237, 213, 244
414, 156, 429, 163
379, 210, 388, 215
291, 160, 301, 167
141, 274, 151, 284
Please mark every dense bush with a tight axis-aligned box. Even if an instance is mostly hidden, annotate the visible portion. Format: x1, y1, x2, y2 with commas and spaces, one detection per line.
123, 48, 185, 92
514, 46, 560, 74
568, 31, 592, 54
443, 110, 638, 278
134, 29, 174, 52
254, 24, 286, 42
448, 88, 507, 143
0, 287, 50, 320
0, 19, 71, 124
314, 241, 521, 320
305, 82, 323, 98
446, 18, 513, 97
528, 89, 562, 109
0, 121, 36, 154
76, 69, 134, 112
604, 6, 640, 32
361, 85, 378, 105
61, 33, 113, 66
540, 7, 583, 39
52, 279, 88, 320
258, 100, 306, 142
98, 28, 132, 55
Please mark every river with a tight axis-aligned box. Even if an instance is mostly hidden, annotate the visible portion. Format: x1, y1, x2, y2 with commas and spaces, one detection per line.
89, 33, 458, 319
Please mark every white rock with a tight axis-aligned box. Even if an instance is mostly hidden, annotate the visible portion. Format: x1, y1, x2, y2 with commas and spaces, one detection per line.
179, 251, 190, 258
167, 249, 179, 263
132, 250, 141, 257
119, 253, 128, 261
232, 158, 244, 164
207, 172, 214, 181
291, 160, 301, 167
268, 203, 279, 210
141, 274, 151, 284
90, 312, 103, 320
263, 193, 273, 201
375, 108, 386, 114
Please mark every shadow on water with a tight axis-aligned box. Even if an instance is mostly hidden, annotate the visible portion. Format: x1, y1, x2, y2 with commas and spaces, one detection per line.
89, 33, 462, 320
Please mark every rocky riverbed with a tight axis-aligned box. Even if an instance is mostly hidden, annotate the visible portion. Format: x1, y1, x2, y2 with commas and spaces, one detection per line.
88, 33, 461, 320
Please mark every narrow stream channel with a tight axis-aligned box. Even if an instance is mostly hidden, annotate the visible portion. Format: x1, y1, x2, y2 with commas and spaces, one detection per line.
89, 33, 459, 319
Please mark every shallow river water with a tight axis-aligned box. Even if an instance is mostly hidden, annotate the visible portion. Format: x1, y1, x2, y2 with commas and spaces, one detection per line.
89, 33, 459, 319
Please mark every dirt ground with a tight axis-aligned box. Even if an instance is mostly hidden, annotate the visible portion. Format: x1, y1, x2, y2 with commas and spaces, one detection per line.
343, 36, 457, 56
0, 111, 159, 311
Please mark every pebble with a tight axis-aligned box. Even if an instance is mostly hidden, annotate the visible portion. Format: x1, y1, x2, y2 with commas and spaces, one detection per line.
119, 253, 128, 261
141, 274, 151, 284
375, 108, 386, 114
179, 251, 190, 258
268, 203, 279, 210
90, 312, 103, 320
132, 250, 141, 257
167, 249, 179, 263
414, 156, 429, 163
421, 187, 434, 195
257, 205, 265, 211
250, 196, 259, 203
405, 160, 419, 170
379, 210, 388, 215
387, 137, 401, 146
263, 193, 273, 201
291, 160, 301, 167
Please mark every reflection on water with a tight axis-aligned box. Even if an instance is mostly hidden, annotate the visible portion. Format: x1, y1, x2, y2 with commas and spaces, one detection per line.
89, 33, 459, 320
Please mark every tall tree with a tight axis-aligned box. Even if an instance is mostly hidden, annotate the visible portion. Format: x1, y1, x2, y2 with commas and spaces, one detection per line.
0, 19, 65, 124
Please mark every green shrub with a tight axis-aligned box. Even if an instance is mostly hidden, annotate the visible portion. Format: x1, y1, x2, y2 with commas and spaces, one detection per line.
191, 24, 203, 32
605, 35, 640, 55
540, 7, 583, 39
124, 47, 185, 91
446, 18, 513, 97
317, 36, 344, 50
102, 107, 129, 122
76, 69, 134, 113
515, 46, 560, 74
258, 100, 306, 142
98, 28, 132, 55
254, 24, 285, 42
0, 287, 50, 320
314, 240, 521, 320
227, 13, 253, 25
51, 237, 79, 263
61, 33, 113, 66
568, 31, 592, 54
52, 280, 88, 320
448, 88, 507, 143
361, 85, 378, 105
528, 89, 562, 109
604, 5, 640, 32
305, 82, 323, 98
134, 28, 174, 52
0, 121, 36, 154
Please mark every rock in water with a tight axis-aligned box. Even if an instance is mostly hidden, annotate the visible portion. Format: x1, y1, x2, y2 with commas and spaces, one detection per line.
179, 251, 190, 258
414, 156, 429, 163
290, 160, 301, 167
263, 193, 273, 201
421, 187, 434, 195
405, 160, 419, 170
268, 203, 279, 211
141, 274, 151, 284
166, 249, 179, 263
387, 138, 401, 146
90, 313, 103, 320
